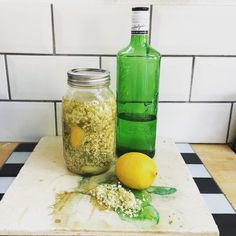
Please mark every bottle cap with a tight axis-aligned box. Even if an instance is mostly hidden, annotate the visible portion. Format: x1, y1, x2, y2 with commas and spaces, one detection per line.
131, 7, 149, 34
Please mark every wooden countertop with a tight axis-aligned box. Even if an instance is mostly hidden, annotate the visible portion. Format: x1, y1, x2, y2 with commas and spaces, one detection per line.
0, 142, 19, 168
191, 144, 236, 211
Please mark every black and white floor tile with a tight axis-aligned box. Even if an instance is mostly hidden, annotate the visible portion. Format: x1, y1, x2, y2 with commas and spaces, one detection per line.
0, 142, 236, 235
177, 143, 236, 236
0, 143, 36, 201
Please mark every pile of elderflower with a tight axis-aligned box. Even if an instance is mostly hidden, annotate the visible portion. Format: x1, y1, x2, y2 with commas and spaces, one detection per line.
89, 183, 142, 218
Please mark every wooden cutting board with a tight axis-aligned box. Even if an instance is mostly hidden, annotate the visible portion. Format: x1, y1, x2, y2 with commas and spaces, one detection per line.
0, 136, 219, 236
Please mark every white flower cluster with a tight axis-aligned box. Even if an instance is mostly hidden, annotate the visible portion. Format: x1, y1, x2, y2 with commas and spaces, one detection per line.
62, 96, 116, 175
90, 183, 142, 218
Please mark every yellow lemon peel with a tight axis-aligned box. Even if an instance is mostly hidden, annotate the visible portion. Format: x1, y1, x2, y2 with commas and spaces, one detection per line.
115, 152, 157, 190
70, 125, 85, 149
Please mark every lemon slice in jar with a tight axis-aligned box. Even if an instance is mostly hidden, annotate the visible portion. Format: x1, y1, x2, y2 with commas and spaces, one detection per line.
70, 125, 85, 149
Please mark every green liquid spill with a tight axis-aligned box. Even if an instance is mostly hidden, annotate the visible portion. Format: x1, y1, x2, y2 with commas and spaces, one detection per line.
52, 166, 176, 227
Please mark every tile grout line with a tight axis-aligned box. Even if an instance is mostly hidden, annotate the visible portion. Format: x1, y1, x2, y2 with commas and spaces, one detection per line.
189, 56, 195, 102
162, 55, 236, 57
0, 99, 62, 103
226, 102, 234, 143
0, 53, 117, 57
149, 5, 153, 45
53, 102, 58, 136
99, 56, 102, 69
3, 55, 11, 100
159, 101, 236, 103
50, 4, 56, 55
0, 99, 236, 104
1, 53, 236, 57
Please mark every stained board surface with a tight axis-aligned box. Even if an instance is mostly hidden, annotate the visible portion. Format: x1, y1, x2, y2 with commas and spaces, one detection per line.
0, 136, 219, 235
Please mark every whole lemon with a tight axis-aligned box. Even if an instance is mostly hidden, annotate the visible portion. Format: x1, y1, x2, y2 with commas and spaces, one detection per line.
115, 152, 157, 190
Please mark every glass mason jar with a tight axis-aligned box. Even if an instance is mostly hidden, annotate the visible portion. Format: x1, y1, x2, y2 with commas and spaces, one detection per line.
62, 68, 116, 176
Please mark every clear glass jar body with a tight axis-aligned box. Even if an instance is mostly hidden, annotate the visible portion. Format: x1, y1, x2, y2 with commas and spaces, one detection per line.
62, 84, 116, 176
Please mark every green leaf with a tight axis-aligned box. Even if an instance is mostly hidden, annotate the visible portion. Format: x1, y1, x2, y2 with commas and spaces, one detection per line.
147, 186, 177, 195
116, 205, 159, 226
131, 189, 152, 207
137, 205, 159, 223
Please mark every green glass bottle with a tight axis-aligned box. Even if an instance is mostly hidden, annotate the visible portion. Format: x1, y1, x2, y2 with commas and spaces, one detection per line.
116, 7, 161, 158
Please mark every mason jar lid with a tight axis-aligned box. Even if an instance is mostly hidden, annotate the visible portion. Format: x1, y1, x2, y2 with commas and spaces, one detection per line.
67, 68, 110, 87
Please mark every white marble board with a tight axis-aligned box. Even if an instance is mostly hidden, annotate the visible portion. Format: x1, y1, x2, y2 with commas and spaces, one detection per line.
0, 136, 219, 235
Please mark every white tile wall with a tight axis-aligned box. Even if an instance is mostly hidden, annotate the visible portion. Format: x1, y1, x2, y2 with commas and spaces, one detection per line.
229, 103, 236, 142
0, 102, 55, 142
191, 58, 236, 101
157, 103, 231, 143
54, 3, 131, 54
7, 56, 99, 100
56, 102, 62, 135
0, 55, 8, 99
58, 102, 232, 143
0, 3, 52, 53
152, 5, 236, 55
0, 1, 235, 143
159, 57, 192, 101
101, 56, 193, 101
101, 57, 116, 94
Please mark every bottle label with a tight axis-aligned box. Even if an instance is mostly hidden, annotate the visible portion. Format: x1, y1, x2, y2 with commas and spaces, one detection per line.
131, 9, 149, 35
